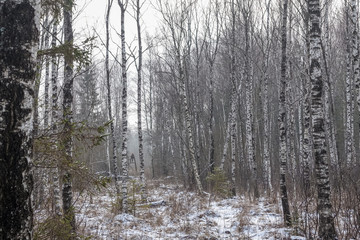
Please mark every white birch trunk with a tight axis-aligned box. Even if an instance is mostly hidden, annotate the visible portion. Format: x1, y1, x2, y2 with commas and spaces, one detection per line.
230, 0, 237, 196
323, 0, 339, 168
346, 44, 354, 167
43, 11, 50, 129
263, 0, 272, 193
308, 0, 336, 238
351, 0, 359, 167
62, 0, 76, 231
50, 21, 62, 217
119, 1, 129, 212
279, 0, 291, 226
230, 87, 237, 196
181, 76, 204, 194
135, 0, 147, 202
286, 85, 296, 197
35, 13, 50, 208
298, 81, 304, 175
220, 77, 243, 171
220, 114, 231, 171
105, 0, 120, 196
244, 11, 258, 199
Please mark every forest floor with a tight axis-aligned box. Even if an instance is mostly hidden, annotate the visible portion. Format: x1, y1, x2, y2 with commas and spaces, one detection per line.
68, 178, 306, 239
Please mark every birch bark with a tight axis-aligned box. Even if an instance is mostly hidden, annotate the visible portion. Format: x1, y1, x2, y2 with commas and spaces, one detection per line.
308, 0, 337, 237
135, 0, 147, 202
263, 0, 272, 194
351, 0, 359, 167
204, 1, 220, 173
118, 0, 129, 212
323, 0, 338, 167
157, 0, 204, 193
0, 0, 39, 238
345, 39, 354, 167
50, 21, 62, 216
105, 0, 120, 196
279, 0, 291, 227
230, 0, 237, 196
243, 7, 259, 199
43, 11, 50, 129
62, 0, 76, 231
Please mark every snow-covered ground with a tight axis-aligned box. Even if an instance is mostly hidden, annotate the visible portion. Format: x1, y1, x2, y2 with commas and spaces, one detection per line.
69, 180, 306, 239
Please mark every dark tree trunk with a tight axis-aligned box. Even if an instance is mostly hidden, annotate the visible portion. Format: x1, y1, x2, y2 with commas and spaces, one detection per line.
0, 0, 39, 238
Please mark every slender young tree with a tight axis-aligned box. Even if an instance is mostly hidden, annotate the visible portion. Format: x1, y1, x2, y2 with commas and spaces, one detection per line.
105, 0, 120, 196
323, 0, 338, 168
44, 10, 51, 129
34, 11, 48, 209
0, 0, 39, 238
242, 1, 259, 199
118, 0, 129, 212
204, 0, 220, 174
134, 0, 147, 202
308, 0, 336, 238
262, 0, 273, 193
229, 0, 237, 197
351, 0, 359, 168
302, 3, 311, 196
50, 21, 62, 216
345, 4, 354, 167
62, 0, 76, 232
220, 113, 231, 170
279, 0, 291, 227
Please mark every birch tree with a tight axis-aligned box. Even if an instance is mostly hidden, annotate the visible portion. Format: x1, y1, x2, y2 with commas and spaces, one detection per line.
118, 0, 129, 212
345, 5, 354, 167
300, 1, 312, 196
229, 0, 237, 197
105, 0, 121, 196
279, 0, 291, 227
241, 1, 259, 199
350, 0, 359, 168
322, 0, 338, 168
50, 20, 62, 216
204, 0, 220, 175
62, 0, 76, 231
157, 0, 204, 194
262, 0, 273, 193
0, 0, 39, 238
44, 10, 50, 129
134, 0, 147, 201
308, 0, 336, 237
